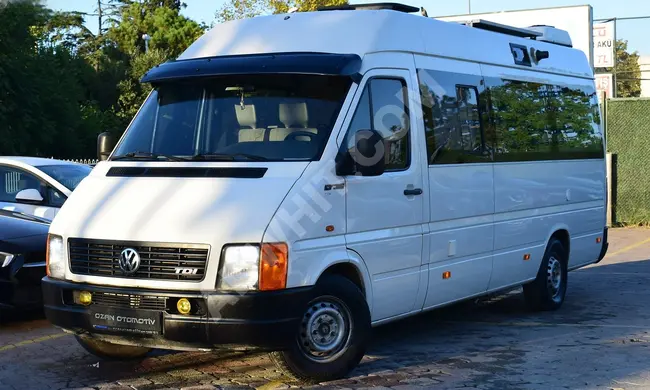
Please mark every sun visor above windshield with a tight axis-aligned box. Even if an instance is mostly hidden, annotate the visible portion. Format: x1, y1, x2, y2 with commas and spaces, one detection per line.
140, 52, 363, 84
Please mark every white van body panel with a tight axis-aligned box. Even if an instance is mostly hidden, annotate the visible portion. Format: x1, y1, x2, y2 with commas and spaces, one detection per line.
179, 11, 592, 79
50, 161, 309, 290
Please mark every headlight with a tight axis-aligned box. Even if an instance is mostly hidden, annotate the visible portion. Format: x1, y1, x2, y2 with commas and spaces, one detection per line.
46, 234, 65, 279
217, 245, 260, 290
0, 252, 15, 268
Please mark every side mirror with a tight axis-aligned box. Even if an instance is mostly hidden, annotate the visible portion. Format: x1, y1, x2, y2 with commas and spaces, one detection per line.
97, 131, 116, 161
15, 189, 44, 204
335, 129, 386, 177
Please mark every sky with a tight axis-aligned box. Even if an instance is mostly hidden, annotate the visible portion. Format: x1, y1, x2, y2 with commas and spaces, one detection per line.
47, 0, 650, 55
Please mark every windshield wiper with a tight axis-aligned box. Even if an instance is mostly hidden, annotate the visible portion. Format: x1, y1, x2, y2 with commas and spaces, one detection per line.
191, 153, 268, 162
111, 151, 188, 162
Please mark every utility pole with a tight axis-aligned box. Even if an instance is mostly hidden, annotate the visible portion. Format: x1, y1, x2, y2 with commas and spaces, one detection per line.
97, 0, 103, 37
468, 0, 471, 14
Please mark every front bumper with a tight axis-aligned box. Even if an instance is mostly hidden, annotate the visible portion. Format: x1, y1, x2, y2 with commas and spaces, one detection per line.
42, 277, 313, 351
0, 259, 45, 309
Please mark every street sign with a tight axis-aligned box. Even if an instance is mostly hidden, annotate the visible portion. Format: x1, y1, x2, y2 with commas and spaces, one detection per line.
595, 73, 614, 98
593, 21, 616, 68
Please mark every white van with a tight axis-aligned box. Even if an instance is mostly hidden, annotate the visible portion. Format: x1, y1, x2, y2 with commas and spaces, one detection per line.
43, 3, 608, 382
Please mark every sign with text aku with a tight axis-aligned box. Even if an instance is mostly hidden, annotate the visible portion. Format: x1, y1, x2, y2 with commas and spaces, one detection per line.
593, 21, 615, 68
595, 73, 613, 98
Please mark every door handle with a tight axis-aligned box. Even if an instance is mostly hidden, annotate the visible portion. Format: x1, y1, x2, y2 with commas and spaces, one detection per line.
404, 188, 423, 196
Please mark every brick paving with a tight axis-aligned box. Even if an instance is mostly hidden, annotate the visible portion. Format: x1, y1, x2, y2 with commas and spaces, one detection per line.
2, 228, 650, 390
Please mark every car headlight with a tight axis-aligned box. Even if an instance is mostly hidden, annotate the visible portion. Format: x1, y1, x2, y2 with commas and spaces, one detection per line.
0, 252, 15, 268
216, 243, 289, 291
46, 234, 65, 279
217, 245, 260, 290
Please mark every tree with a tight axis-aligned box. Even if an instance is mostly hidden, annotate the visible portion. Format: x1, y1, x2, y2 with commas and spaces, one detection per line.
596, 39, 641, 98
0, 0, 102, 157
216, 0, 346, 23
0, 0, 210, 158
108, 1, 204, 57
116, 48, 169, 124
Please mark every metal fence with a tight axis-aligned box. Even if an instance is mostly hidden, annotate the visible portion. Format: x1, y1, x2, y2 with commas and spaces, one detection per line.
54, 158, 99, 165
606, 97, 650, 224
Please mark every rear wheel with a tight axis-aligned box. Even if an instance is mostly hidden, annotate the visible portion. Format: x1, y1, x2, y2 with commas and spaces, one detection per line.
523, 238, 568, 311
269, 274, 370, 383
75, 335, 151, 360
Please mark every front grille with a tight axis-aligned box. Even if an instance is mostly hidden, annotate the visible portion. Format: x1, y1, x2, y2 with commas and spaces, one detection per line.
68, 239, 210, 281
92, 292, 167, 311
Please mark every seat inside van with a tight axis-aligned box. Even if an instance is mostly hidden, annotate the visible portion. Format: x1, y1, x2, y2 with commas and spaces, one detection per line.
236, 104, 266, 142
270, 103, 318, 142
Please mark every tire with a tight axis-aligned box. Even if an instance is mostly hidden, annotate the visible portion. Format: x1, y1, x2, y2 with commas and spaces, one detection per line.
523, 238, 568, 311
75, 335, 151, 360
269, 274, 371, 383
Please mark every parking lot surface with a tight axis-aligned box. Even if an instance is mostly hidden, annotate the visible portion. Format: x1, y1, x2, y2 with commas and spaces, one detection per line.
2, 228, 650, 390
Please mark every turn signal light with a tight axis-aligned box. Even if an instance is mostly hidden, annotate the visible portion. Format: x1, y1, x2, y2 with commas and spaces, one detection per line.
260, 243, 288, 291
45, 235, 51, 277
177, 298, 192, 315
523, 254, 531, 260
442, 271, 451, 279
596, 237, 602, 243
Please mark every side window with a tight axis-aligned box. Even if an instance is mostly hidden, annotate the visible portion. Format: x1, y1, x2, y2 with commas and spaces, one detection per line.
456, 86, 482, 154
418, 69, 487, 164
0, 166, 43, 202
345, 78, 410, 172
47, 187, 66, 208
486, 78, 604, 161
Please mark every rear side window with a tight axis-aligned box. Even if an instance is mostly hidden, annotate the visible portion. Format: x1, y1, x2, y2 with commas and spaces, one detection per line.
485, 78, 604, 161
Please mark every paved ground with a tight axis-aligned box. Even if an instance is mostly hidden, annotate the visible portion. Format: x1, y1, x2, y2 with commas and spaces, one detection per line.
2, 228, 650, 390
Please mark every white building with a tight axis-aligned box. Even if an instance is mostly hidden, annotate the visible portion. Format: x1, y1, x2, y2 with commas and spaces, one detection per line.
639, 56, 650, 97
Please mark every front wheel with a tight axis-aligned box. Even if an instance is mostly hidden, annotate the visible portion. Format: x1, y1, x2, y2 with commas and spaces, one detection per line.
75, 335, 151, 360
269, 274, 371, 383
523, 238, 568, 311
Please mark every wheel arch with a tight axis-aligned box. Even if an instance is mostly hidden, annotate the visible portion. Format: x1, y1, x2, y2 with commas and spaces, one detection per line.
313, 250, 373, 312
547, 226, 571, 262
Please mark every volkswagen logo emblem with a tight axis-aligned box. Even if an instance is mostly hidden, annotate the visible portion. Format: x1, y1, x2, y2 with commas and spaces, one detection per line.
119, 248, 141, 275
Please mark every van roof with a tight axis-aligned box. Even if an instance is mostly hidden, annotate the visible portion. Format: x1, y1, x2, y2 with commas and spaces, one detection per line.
179, 9, 593, 79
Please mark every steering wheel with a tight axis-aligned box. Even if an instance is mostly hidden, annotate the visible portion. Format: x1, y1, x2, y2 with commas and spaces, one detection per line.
284, 131, 317, 142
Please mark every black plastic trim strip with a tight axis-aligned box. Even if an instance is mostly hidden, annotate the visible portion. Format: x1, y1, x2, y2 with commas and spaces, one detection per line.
106, 167, 267, 178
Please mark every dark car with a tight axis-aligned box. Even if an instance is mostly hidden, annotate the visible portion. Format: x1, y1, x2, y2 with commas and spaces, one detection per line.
0, 209, 49, 310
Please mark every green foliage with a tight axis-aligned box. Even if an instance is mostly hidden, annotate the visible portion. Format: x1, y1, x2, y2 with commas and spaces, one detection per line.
0, 0, 205, 158
108, 2, 204, 57
596, 40, 641, 98
117, 48, 169, 125
0, 0, 91, 157
216, 0, 347, 23
606, 99, 650, 224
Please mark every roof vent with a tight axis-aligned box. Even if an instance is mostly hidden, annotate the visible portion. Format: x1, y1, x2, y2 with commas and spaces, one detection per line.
318, 2, 419, 13
528, 25, 573, 47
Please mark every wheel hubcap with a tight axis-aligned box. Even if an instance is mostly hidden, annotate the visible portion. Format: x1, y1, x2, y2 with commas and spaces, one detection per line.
547, 256, 563, 301
298, 298, 351, 362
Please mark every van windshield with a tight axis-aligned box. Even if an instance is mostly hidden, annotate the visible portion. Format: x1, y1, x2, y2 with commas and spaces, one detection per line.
112, 74, 353, 162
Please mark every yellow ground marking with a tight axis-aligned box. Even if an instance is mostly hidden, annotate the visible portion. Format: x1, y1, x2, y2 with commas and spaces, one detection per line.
607, 236, 650, 257
0, 332, 68, 353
